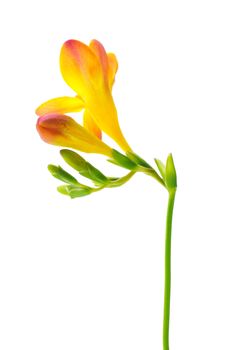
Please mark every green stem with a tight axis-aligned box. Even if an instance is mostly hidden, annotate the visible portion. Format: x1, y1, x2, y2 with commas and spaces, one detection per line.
163, 189, 176, 350
92, 171, 136, 193
138, 166, 165, 187
107, 170, 136, 188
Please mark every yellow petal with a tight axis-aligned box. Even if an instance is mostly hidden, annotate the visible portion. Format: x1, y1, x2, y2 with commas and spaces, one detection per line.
36, 114, 112, 156
107, 53, 118, 89
83, 110, 102, 139
60, 40, 102, 99
36, 96, 84, 117
89, 41, 118, 89
89, 39, 109, 84
87, 92, 131, 152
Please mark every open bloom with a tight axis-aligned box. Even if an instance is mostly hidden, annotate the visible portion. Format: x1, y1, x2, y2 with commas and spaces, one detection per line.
36, 39, 131, 153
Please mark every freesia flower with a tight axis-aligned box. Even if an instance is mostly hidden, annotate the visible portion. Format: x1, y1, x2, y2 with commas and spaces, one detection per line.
36, 39, 131, 152
36, 38, 178, 350
36, 114, 112, 156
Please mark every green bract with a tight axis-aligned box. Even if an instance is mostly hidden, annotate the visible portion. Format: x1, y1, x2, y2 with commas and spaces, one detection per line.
127, 151, 152, 168
111, 149, 137, 170
155, 159, 166, 181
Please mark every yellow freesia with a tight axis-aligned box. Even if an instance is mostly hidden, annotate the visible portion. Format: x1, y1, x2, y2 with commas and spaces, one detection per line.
36, 39, 131, 152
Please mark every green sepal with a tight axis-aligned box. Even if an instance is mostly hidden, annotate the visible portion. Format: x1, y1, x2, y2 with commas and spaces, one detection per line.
111, 149, 137, 170
127, 152, 151, 168
60, 149, 108, 185
57, 185, 92, 198
154, 159, 166, 180
165, 154, 177, 190
48, 164, 79, 186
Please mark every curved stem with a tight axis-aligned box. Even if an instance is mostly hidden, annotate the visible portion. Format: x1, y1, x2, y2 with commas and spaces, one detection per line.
107, 170, 136, 187
138, 166, 165, 187
163, 189, 176, 350
92, 171, 136, 193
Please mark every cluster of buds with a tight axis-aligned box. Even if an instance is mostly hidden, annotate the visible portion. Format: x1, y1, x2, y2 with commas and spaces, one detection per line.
36, 39, 176, 198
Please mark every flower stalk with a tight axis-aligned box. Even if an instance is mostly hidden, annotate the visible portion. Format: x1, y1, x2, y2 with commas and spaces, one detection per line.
163, 188, 176, 350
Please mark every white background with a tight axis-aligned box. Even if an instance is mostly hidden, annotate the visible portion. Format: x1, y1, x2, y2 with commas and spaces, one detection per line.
0, 0, 232, 349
